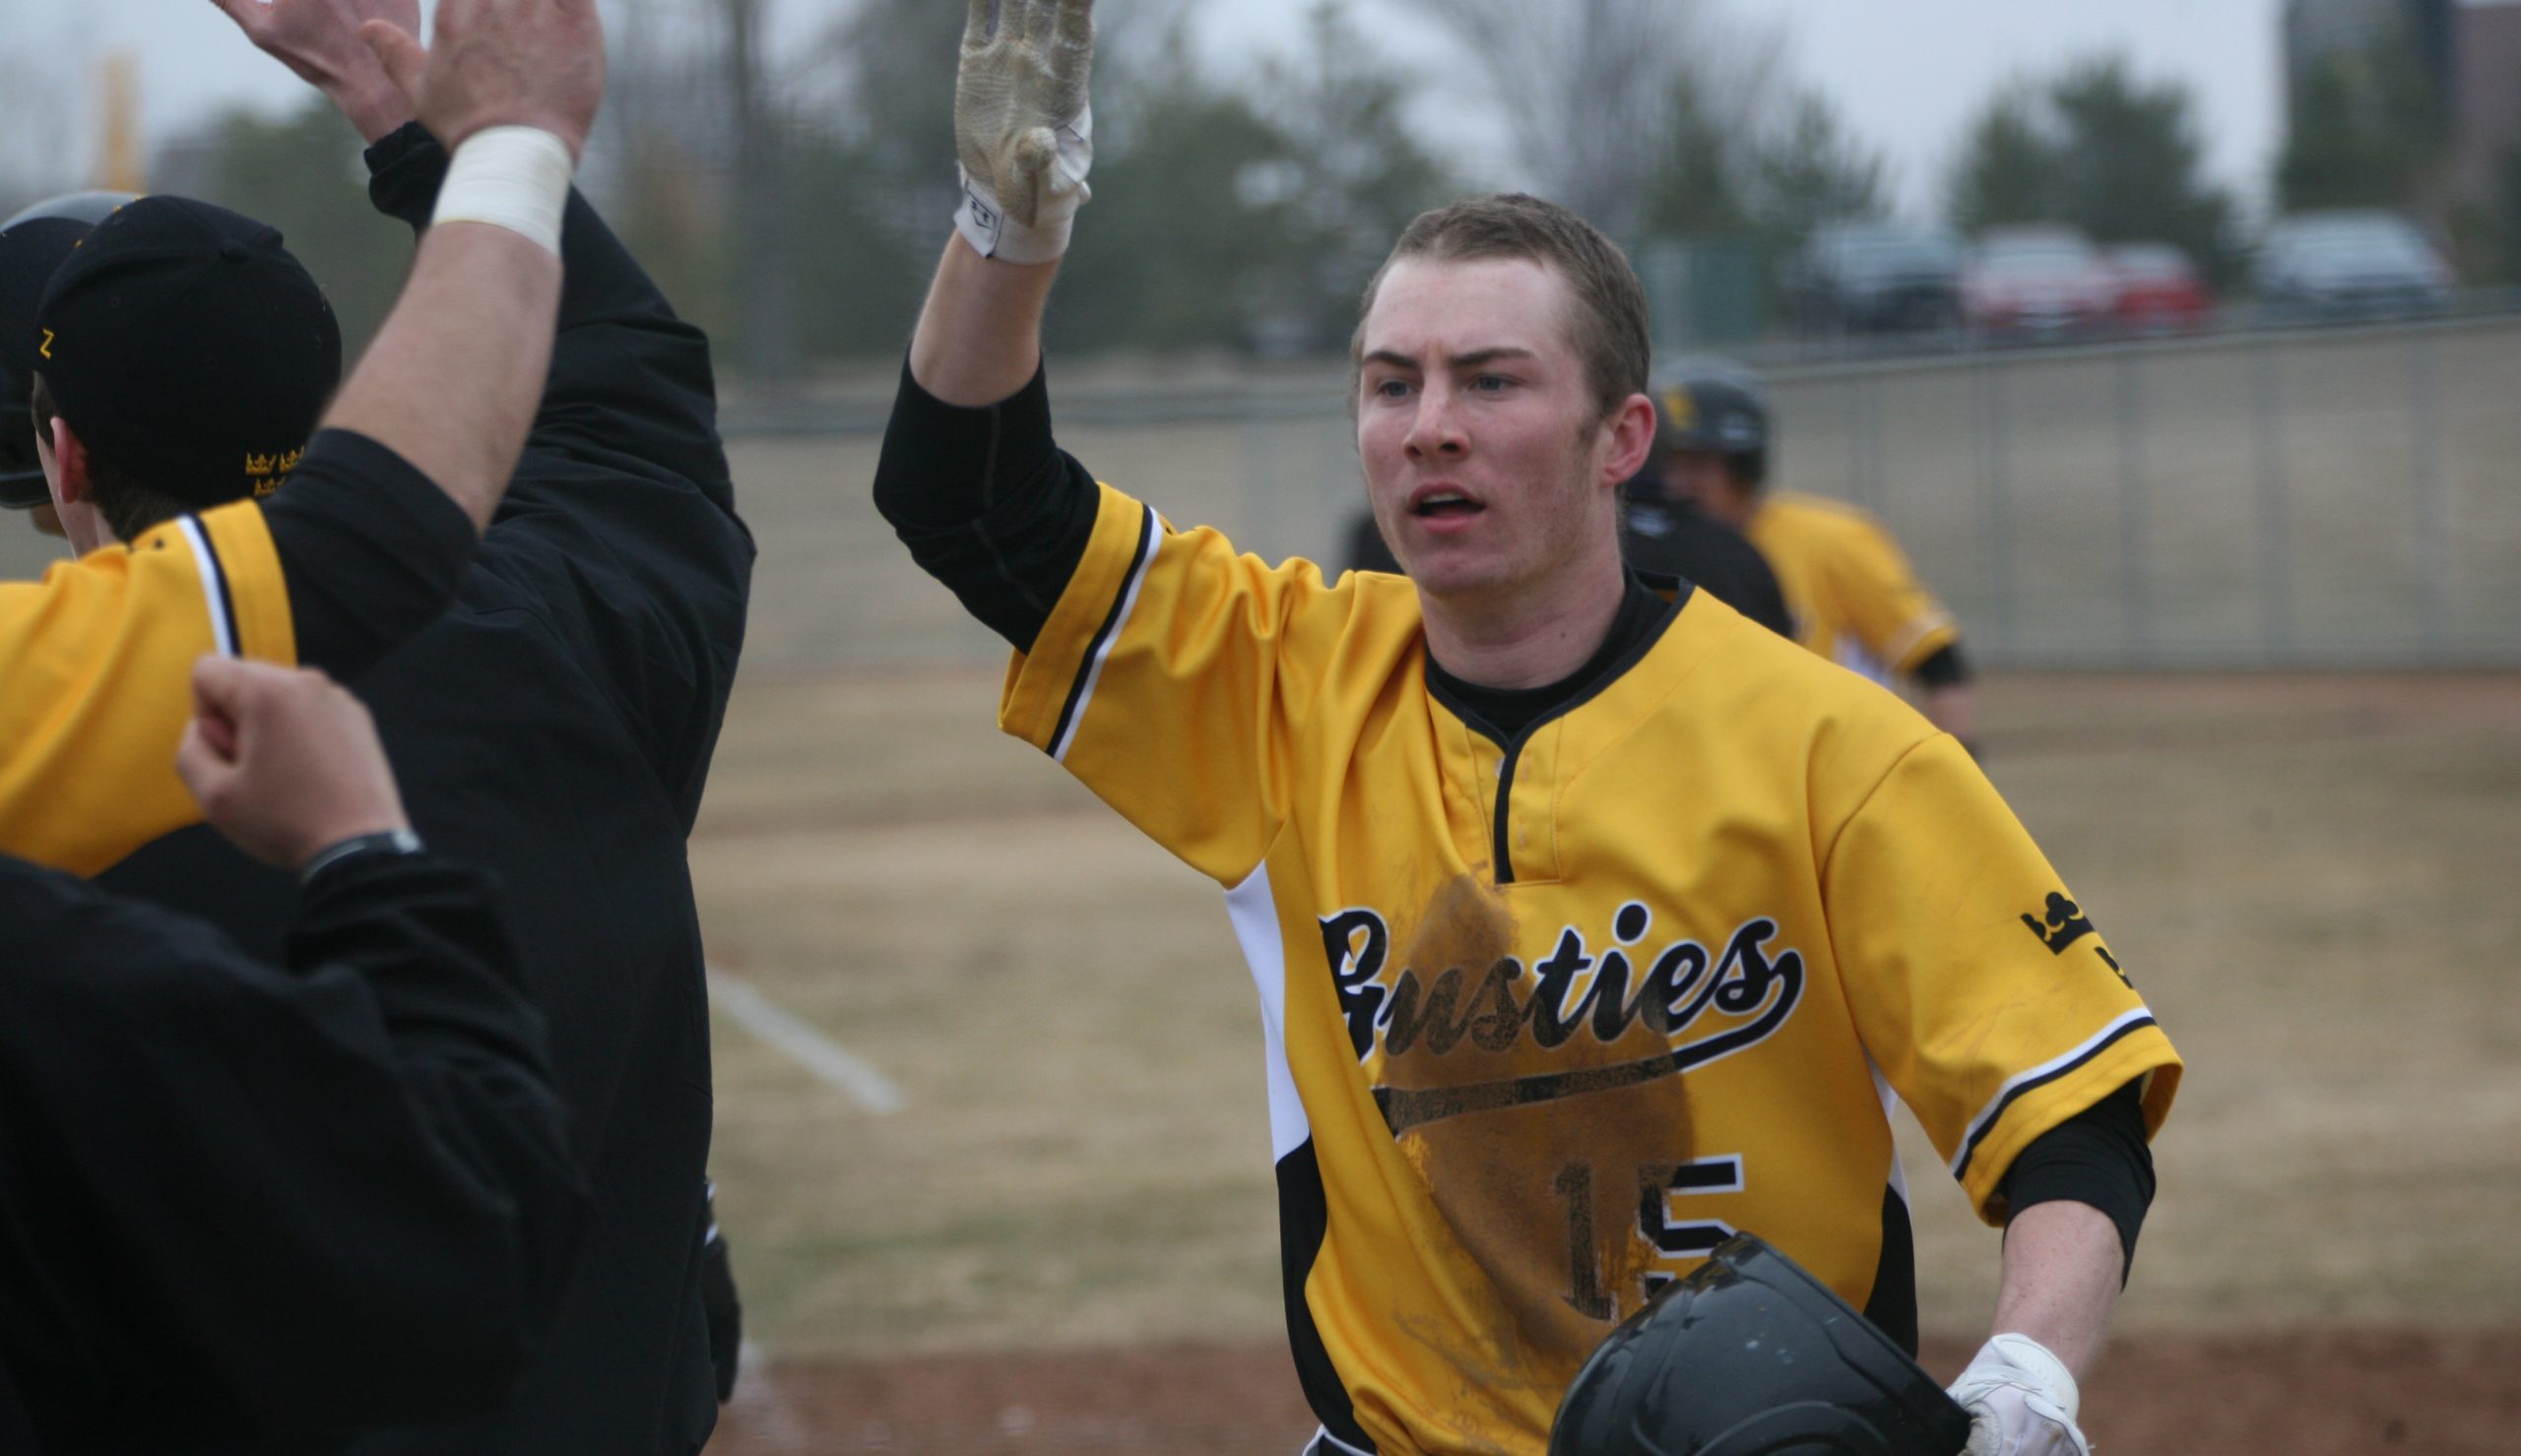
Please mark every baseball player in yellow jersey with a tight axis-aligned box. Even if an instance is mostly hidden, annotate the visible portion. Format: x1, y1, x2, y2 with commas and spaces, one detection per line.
1649, 366, 1979, 747
873, 5, 2176, 1453
0, 0, 607, 876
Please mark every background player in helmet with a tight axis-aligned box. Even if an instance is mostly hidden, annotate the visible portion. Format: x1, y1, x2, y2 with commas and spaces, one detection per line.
1649, 365, 1979, 747
1613, 383, 1792, 639
875, 4, 2174, 1453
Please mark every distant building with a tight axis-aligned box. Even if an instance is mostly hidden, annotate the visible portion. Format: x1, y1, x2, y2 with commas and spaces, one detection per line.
2283, 0, 2452, 97
2453, 2, 2521, 210
2284, 0, 2521, 219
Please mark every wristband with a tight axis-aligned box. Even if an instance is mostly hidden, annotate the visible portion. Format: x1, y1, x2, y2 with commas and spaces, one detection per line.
431, 126, 574, 254
300, 827, 426, 886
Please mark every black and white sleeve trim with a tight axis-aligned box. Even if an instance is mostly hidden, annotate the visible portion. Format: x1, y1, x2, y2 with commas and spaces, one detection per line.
1950, 1009, 2158, 1180
173, 514, 240, 659
1048, 503, 1160, 764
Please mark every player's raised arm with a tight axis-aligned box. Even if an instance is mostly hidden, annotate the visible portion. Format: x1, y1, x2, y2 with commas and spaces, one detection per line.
318, 0, 605, 535
908, 0, 1095, 406
873, 0, 1106, 656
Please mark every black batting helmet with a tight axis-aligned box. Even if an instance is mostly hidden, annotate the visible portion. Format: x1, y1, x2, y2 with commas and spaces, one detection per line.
1, 191, 135, 508
1651, 365, 1769, 486
1548, 1233, 1970, 1456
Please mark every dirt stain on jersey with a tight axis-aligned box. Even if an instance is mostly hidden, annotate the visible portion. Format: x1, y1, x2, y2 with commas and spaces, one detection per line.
1379, 873, 1698, 1389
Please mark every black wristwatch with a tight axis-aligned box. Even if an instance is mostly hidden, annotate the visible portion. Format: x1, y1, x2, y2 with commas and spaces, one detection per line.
299, 827, 426, 886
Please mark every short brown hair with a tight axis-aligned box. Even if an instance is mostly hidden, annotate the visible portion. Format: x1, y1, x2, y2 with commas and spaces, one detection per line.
31, 372, 194, 542
1352, 193, 1651, 422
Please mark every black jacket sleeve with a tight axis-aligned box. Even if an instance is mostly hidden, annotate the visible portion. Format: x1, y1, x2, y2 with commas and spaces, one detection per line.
361, 123, 753, 825
260, 429, 479, 681
0, 851, 586, 1452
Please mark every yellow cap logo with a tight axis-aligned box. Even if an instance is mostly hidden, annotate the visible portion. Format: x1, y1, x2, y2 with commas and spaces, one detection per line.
245, 447, 304, 496
37, 329, 54, 360
1660, 386, 1695, 430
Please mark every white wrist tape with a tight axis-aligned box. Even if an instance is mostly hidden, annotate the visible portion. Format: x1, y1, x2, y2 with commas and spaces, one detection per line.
431, 126, 575, 254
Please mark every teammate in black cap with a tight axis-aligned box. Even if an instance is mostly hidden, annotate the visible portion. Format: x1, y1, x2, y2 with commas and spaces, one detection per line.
15, 1, 759, 1447
0, 0, 608, 877
1, 0, 614, 1444
12, 193, 342, 553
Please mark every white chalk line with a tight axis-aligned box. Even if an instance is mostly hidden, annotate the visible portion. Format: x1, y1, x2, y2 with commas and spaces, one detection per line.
706, 965, 905, 1114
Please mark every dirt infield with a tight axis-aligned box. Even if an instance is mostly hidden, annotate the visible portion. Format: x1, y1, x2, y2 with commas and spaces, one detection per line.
707, 1332, 2521, 1455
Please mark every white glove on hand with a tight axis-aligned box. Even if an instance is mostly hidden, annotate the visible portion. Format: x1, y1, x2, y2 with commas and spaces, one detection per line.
1948, 1333, 2092, 1456
953, 0, 1095, 264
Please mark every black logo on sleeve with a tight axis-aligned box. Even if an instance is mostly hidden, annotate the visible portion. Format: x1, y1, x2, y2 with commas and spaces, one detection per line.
2022, 892, 2124, 978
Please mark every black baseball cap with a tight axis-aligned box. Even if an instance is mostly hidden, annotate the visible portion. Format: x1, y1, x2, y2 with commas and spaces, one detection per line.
30, 195, 342, 509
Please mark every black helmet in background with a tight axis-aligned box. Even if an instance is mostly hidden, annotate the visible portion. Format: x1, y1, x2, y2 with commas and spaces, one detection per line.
0, 191, 136, 508
1651, 364, 1770, 487
1549, 1233, 1970, 1456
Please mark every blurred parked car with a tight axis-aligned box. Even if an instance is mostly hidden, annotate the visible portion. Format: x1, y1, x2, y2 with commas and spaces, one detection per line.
1783, 223, 1963, 335
2103, 243, 2215, 335
1963, 226, 2118, 342
2256, 212, 2453, 319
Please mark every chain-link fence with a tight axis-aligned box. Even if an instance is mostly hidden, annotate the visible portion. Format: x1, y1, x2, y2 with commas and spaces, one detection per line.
720, 311, 2521, 673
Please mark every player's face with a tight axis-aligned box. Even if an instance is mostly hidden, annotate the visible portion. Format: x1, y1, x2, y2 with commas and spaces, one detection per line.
1355, 257, 1634, 606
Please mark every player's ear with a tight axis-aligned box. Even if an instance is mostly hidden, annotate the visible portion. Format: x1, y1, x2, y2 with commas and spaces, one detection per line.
1599, 392, 1656, 489
44, 414, 93, 508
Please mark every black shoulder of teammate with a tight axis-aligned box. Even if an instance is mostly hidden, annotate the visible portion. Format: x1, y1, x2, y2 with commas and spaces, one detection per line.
1619, 496, 1792, 637
0, 850, 585, 1451
260, 427, 478, 680
873, 356, 1099, 652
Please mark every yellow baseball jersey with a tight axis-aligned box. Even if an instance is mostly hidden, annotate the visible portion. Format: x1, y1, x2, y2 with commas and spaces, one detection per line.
0, 502, 292, 874
1000, 483, 2178, 1456
1746, 491, 1957, 683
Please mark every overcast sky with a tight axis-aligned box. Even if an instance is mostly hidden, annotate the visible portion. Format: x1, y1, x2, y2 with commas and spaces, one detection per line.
14, 0, 2285, 222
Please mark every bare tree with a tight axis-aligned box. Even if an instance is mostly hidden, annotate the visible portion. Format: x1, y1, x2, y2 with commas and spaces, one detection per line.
725, 0, 803, 383
1393, 0, 1786, 243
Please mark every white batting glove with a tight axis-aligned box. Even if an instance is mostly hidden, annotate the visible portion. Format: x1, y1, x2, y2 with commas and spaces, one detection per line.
953, 0, 1095, 264
1948, 1333, 2092, 1456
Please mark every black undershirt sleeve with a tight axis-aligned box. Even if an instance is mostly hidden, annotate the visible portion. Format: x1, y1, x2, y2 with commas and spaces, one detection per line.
1913, 641, 1972, 688
1999, 1078, 2155, 1281
259, 428, 475, 680
872, 358, 1099, 653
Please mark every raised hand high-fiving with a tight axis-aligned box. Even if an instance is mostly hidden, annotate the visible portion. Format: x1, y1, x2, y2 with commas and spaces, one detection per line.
953, 0, 1095, 264
212, 0, 422, 143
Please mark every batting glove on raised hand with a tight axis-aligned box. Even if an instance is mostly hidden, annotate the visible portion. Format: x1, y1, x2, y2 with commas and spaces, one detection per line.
953, 0, 1094, 264
1947, 1333, 2092, 1456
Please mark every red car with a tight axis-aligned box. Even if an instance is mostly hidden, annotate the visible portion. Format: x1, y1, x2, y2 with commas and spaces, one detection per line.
2104, 243, 2214, 335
